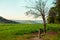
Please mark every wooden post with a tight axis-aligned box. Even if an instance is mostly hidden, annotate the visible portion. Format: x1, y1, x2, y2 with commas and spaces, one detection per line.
38, 29, 42, 38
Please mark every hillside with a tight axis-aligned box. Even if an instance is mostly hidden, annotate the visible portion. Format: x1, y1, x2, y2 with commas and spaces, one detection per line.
0, 16, 18, 23
0, 16, 43, 24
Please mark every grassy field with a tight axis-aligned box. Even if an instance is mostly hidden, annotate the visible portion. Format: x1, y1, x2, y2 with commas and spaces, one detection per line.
0, 23, 60, 40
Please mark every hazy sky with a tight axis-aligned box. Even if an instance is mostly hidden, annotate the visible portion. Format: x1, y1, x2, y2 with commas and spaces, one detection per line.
0, 0, 54, 20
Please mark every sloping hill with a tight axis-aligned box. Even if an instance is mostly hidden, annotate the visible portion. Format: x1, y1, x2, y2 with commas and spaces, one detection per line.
0, 16, 18, 23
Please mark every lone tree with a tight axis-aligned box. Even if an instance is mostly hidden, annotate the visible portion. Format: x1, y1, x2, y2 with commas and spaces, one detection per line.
25, 0, 49, 34
25, 0, 55, 38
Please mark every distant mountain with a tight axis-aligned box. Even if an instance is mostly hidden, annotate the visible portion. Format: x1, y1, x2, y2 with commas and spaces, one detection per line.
0, 16, 18, 23
13, 20, 43, 24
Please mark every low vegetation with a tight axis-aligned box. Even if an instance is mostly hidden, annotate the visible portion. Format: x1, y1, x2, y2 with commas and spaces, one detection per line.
0, 23, 60, 40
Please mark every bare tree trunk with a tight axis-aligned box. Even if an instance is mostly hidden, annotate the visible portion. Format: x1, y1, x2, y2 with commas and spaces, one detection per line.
43, 19, 46, 34
42, 14, 46, 34
38, 14, 46, 39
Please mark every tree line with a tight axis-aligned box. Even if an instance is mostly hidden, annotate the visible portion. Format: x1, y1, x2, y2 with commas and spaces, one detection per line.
47, 0, 60, 23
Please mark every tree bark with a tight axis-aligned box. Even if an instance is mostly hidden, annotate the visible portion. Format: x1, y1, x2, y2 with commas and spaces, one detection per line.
43, 19, 46, 34
42, 14, 46, 34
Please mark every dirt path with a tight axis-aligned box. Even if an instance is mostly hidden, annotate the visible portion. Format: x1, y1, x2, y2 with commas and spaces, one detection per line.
29, 31, 57, 40
29, 37, 43, 40
15, 31, 57, 40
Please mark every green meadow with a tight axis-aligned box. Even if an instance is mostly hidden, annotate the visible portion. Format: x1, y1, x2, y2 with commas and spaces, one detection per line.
0, 23, 60, 40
